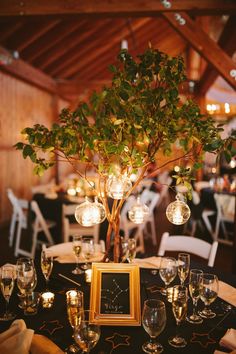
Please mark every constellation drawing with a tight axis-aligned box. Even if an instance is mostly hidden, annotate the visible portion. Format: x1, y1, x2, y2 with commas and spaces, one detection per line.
101, 273, 130, 314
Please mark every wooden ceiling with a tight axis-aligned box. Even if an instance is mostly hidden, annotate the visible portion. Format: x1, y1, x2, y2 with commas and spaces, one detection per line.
0, 0, 236, 103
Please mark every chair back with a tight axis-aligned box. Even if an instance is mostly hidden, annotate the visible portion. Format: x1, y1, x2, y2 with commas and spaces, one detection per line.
158, 232, 218, 267
62, 204, 99, 243
140, 188, 160, 213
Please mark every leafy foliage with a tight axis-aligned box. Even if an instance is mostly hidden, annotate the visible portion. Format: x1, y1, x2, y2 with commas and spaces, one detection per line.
15, 47, 234, 184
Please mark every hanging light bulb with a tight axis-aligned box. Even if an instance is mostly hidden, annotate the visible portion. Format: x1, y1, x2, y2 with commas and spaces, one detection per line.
106, 174, 132, 200
74, 197, 98, 227
128, 196, 150, 224
166, 194, 191, 225
93, 197, 106, 224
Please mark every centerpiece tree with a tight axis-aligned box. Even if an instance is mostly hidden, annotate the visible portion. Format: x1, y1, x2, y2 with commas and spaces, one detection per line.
15, 47, 235, 262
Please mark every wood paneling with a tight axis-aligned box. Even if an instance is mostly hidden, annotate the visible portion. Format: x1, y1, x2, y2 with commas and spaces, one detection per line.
0, 71, 68, 225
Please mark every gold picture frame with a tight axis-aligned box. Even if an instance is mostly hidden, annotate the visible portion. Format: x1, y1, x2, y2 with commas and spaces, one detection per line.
89, 263, 141, 326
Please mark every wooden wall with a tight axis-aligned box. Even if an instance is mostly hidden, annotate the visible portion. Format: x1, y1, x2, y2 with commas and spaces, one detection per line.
0, 71, 69, 225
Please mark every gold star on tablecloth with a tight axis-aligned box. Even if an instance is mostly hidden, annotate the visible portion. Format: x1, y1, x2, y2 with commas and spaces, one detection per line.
106, 332, 131, 352
39, 320, 64, 335
190, 332, 216, 348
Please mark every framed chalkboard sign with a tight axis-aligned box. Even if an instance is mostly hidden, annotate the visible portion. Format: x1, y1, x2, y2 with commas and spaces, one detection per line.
89, 263, 141, 326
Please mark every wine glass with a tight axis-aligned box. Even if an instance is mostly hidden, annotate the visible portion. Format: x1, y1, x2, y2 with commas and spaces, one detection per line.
159, 257, 177, 295
66, 289, 84, 353
74, 310, 101, 354
168, 285, 188, 348
187, 269, 203, 324
178, 253, 190, 286
142, 299, 166, 353
41, 249, 53, 290
126, 238, 137, 263
81, 237, 95, 270
72, 235, 83, 275
199, 273, 219, 319
0, 265, 16, 321
16, 257, 37, 309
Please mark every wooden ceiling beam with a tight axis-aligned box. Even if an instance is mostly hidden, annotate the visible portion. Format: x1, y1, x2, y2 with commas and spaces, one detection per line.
197, 16, 236, 95
0, 46, 63, 98
0, 20, 25, 42
163, 12, 236, 91
1, 0, 236, 16
35, 20, 109, 71
22, 20, 86, 63
59, 18, 151, 79
6, 19, 60, 52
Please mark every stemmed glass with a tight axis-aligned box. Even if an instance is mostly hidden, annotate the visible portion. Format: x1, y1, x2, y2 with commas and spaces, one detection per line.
187, 269, 203, 324
178, 253, 190, 286
41, 249, 53, 290
74, 310, 101, 354
0, 265, 16, 321
126, 238, 137, 263
16, 257, 37, 309
81, 238, 95, 270
142, 299, 166, 353
66, 290, 84, 353
168, 285, 188, 348
199, 273, 219, 319
159, 257, 177, 295
72, 235, 83, 275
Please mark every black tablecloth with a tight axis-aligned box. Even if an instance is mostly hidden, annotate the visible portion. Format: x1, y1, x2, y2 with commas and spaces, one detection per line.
0, 260, 236, 354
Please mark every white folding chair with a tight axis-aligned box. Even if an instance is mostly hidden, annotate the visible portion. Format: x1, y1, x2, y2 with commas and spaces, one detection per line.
214, 194, 234, 246
120, 195, 145, 254
7, 188, 25, 247
62, 204, 100, 244
140, 188, 160, 246
14, 199, 56, 258
158, 232, 218, 267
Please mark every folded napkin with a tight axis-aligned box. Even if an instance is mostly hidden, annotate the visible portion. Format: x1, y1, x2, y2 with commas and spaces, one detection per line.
0, 319, 34, 354
218, 281, 236, 307
214, 351, 228, 354
30, 334, 63, 354
133, 256, 162, 269
220, 329, 236, 350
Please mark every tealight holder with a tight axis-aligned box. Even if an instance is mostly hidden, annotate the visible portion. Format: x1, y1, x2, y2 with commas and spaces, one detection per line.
41, 291, 55, 309
85, 269, 92, 283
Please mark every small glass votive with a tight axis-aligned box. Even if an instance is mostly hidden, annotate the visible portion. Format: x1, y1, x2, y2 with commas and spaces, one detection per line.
41, 291, 55, 308
85, 269, 92, 283
24, 292, 41, 315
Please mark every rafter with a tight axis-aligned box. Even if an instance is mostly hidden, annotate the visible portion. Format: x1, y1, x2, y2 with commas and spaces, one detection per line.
1, 0, 236, 16
0, 46, 58, 95
197, 16, 236, 95
163, 12, 236, 91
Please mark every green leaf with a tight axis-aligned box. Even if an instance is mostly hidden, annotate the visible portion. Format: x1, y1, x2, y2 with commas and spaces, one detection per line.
23, 145, 34, 159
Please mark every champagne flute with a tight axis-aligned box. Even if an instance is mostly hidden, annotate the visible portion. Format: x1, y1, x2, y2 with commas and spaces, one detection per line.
126, 238, 137, 263
159, 257, 177, 295
66, 289, 84, 353
142, 299, 166, 353
178, 253, 190, 286
187, 269, 203, 324
0, 265, 16, 321
41, 249, 53, 290
72, 235, 83, 275
199, 273, 219, 319
168, 285, 188, 348
81, 238, 95, 270
74, 310, 101, 354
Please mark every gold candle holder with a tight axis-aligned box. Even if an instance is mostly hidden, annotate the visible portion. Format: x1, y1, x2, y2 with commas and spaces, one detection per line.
41, 291, 55, 308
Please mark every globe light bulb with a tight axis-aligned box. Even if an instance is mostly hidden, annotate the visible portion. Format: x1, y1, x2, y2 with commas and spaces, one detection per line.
74, 197, 97, 226
106, 174, 132, 199
93, 197, 106, 224
166, 195, 191, 225
128, 197, 150, 224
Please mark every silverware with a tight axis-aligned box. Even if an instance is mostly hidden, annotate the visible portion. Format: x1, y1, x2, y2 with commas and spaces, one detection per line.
58, 273, 81, 287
